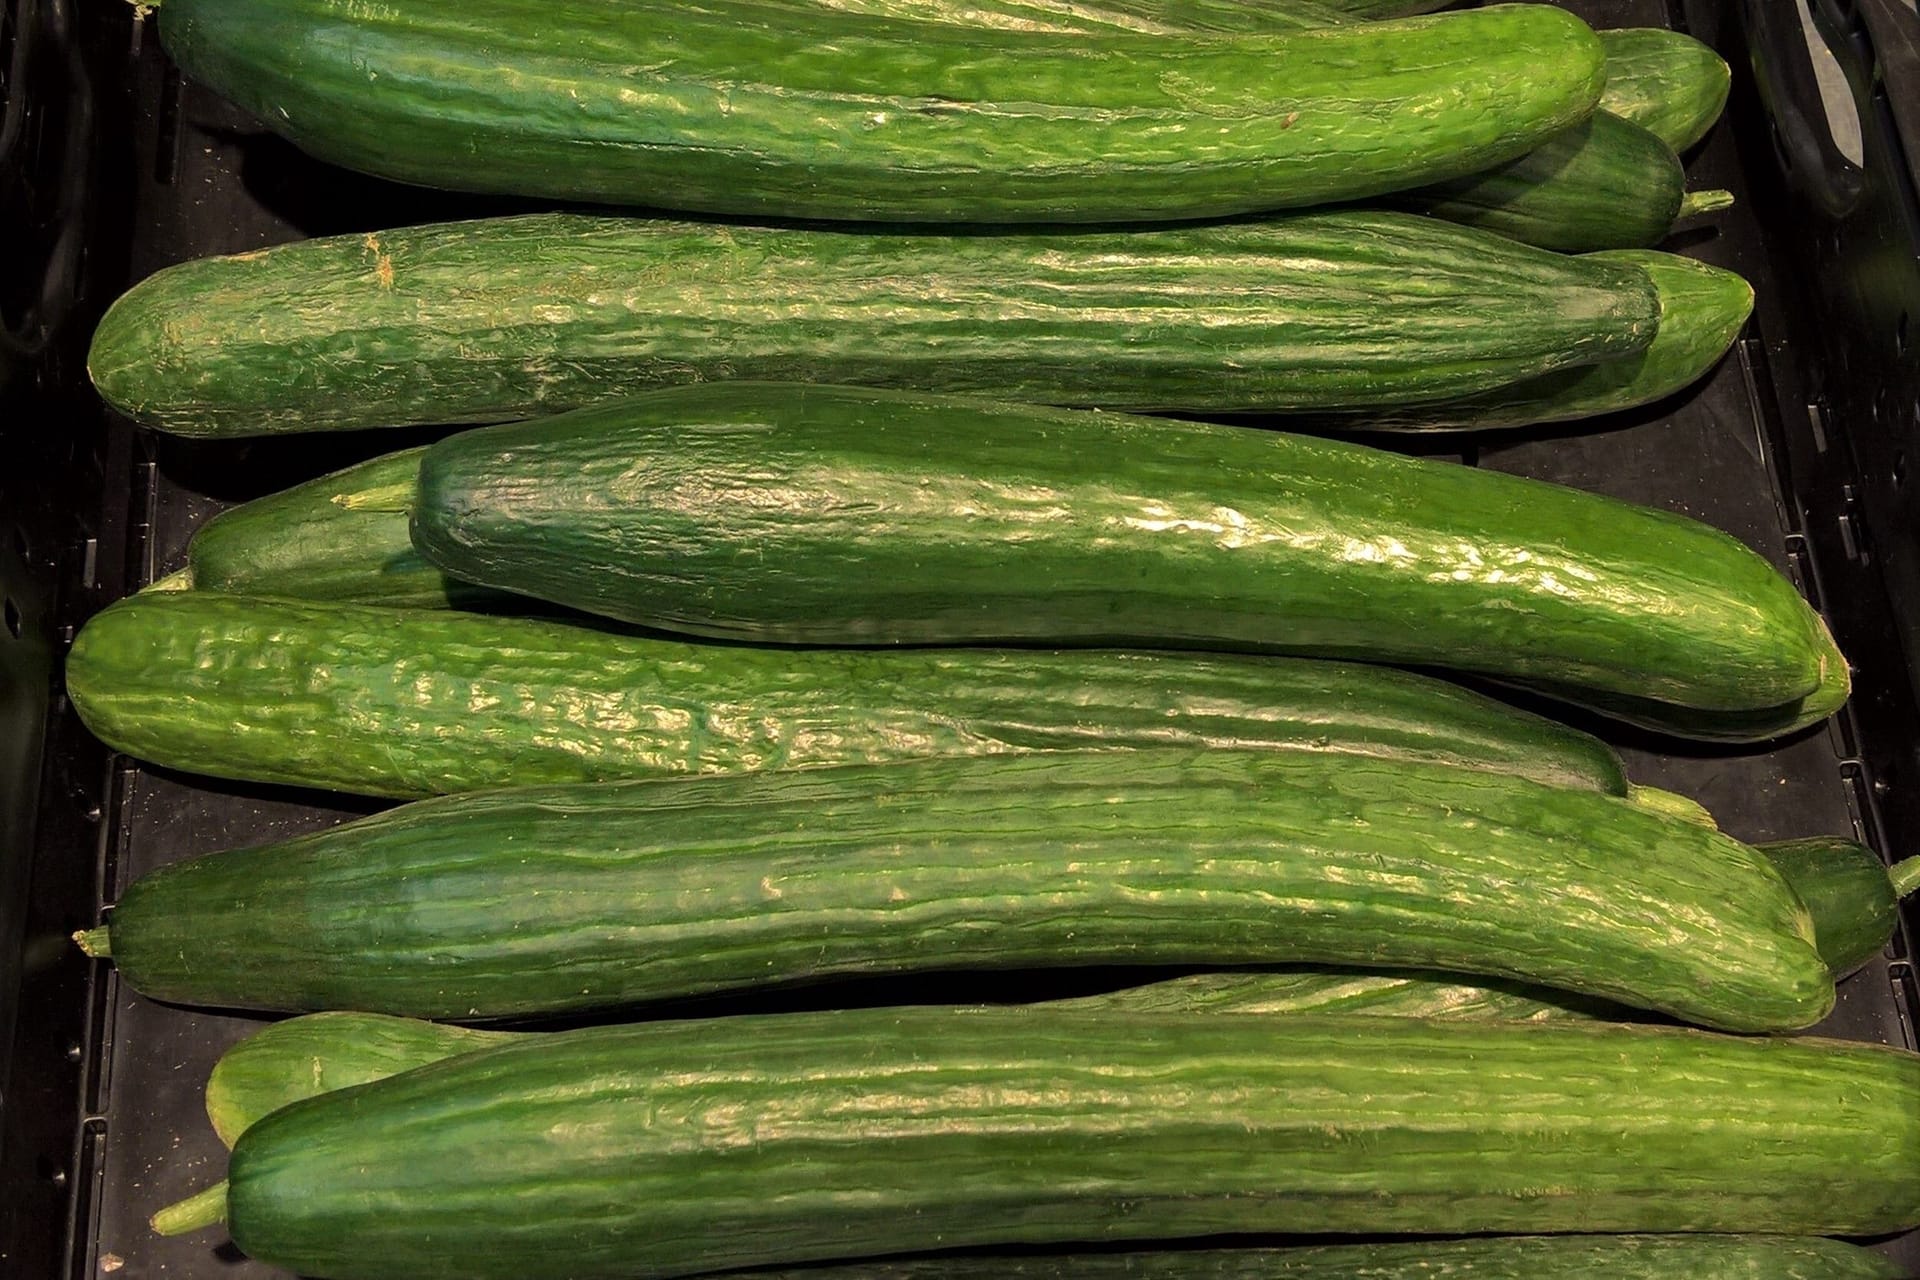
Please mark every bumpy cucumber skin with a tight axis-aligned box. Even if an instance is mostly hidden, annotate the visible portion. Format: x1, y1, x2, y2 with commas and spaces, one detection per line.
1599, 27, 1734, 151
183, 448, 499, 610
201, 972, 1613, 1149
225, 1010, 1920, 1278
64, 591, 1639, 801
98, 750, 1830, 1030
1758, 837, 1901, 977
152, 0, 1603, 222
413, 382, 1831, 716
86, 211, 1661, 437
1304, 250, 1754, 431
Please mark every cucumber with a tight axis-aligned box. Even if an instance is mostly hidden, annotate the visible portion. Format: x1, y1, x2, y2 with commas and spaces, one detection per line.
1758, 837, 1920, 977
188, 973, 1610, 1153
1600, 27, 1734, 152
86, 210, 1662, 437
180, 448, 499, 611
1311, 249, 1754, 431
411, 382, 1841, 722
1387, 111, 1685, 252
151, 0, 1603, 223
203, 1010, 1920, 1277
78, 750, 1832, 1029
66, 592, 1634, 800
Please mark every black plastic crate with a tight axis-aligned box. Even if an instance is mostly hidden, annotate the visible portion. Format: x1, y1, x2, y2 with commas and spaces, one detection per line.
2, 0, 1918, 1276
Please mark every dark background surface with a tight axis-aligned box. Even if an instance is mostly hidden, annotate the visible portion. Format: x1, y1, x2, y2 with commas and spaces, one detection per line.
1, 0, 1918, 1275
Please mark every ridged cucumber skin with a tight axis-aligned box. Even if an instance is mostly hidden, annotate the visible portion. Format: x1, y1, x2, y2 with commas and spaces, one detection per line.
183, 448, 499, 611
152, 0, 1604, 223
413, 382, 1834, 717
1758, 837, 1908, 977
200, 974, 1610, 1147
66, 592, 1634, 800
85, 210, 1662, 437
1319, 0, 1450, 15
1600, 27, 1734, 152
1303, 251, 1754, 431
223, 1009, 1920, 1277
1388, 112, 1684, 252
93, 750, 1832, 1030
695, 1240, 1920, 1280
643, 0, 1353, 37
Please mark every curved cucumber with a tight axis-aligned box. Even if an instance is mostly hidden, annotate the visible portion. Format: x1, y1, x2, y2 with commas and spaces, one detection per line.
181, 448, 500, 611
191, 972, 1613, 1153
1304, 250, 1754, 431
153, 0, 1602, 223
216, 1010, 1920, 1278
66, 593, 1633, 800
1600, 27, 1734, 152
1758, 837, 1920, 977
413, 382, 1837, 719
86, 210, 1661, 437
83, 750, 1831, 1029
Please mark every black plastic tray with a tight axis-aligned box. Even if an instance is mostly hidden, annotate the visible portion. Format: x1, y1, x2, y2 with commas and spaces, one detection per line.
3, 0, 1919, 1276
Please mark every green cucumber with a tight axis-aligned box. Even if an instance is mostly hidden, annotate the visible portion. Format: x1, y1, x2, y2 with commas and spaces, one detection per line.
1387, 111, 1685, 252
1600, 27, 1734, 152
179, 448, 500, 611
412, 382, 1840, 722
1313, 250, 1754, 431
78, 750, 1832, 1029
1758, 837, 1920, 977
151, 0, 1602, 222
66, 592, 1634, 800
204, 1010, 1920, 1276
187, 973, 1611, 1153
86, 210, 1662, 437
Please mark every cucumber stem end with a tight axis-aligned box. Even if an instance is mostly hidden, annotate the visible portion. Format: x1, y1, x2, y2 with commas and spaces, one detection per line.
151, 1182, 228, 1236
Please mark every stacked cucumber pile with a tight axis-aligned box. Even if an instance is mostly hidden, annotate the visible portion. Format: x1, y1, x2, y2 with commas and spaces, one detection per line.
71, 0, 1920, 1277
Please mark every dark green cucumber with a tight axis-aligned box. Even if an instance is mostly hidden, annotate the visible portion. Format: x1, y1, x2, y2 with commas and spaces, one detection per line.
413, 382, 1839, 721
86, 210, 1662, 437
1386, 112, 1683, 252
80, 750, 1832, 1029
180, 448, 503, 610
66, 592, 1633, 800
1758, 837, 1920, 977
1313, 249, 1754, 431
188, 973, 1611, 1151
213, 1010, 1920, 1278
153, 0, 1602, 222
1600, 27, 1734, 152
